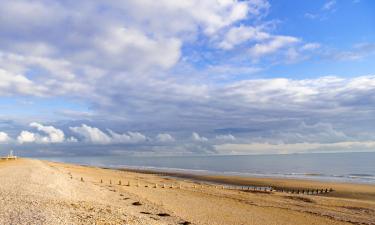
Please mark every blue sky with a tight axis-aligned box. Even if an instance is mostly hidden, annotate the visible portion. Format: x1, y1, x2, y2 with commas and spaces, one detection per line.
0, 0, 375, 156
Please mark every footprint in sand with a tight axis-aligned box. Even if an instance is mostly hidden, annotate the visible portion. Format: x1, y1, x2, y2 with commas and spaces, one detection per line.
157, 213, 170, 217
140, 211, 151, 215
132, 201, 142, 206
179, 222, 191, 225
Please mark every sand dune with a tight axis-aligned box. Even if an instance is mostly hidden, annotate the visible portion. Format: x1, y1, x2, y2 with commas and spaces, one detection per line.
1, 158, 374, 225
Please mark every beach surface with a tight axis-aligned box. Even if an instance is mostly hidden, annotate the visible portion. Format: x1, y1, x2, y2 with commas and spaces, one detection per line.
1, 158, 374, 225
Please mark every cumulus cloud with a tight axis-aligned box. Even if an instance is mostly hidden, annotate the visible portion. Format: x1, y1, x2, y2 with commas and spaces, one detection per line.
107, 130, 147, 144
156, 133, 175, 142
192, 132, 208, 142
70, 124, 112, 144
0, 132, 11, 143
17, 131, 36, 144
30, 122, 65, 143
70, 124, 147, 144
16, 123, 69, 144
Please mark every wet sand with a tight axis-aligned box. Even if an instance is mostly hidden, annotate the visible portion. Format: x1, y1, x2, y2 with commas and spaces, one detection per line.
1, 158, 375, 225
130, 170, 375, 201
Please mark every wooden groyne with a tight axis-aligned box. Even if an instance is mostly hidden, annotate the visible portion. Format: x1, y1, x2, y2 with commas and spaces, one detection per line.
106, 169, 335, 196
211, 185, 333, 195
78, 174, 333, 196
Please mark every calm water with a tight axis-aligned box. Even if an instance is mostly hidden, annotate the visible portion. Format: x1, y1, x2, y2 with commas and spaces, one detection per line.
37, 152, 375, 184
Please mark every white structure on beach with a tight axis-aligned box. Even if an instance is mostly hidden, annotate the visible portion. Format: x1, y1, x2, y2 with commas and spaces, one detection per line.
1, 150, 17, 160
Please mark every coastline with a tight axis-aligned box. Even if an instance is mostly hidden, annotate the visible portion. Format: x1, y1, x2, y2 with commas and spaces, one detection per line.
36, 151, 375, 185
1, 158, 375, 224
118, 168, 375, 201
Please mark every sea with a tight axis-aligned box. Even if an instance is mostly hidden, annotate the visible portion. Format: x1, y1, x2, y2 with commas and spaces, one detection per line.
37, 152, 375, 184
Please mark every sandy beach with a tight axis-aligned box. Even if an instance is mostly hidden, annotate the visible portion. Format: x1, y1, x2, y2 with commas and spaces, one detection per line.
1, 158, 374, 225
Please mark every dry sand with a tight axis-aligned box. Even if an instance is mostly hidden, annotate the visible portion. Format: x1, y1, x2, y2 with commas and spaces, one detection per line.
1, 158, 375, 225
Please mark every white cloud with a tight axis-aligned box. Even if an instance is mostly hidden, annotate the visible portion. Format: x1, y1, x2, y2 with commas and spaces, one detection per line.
30, 122, 65, 143
70, 124, 147, 144
17, 131, 36, 144
322, 0, 336, 11
192, 132, 208, 142
218, 25, 270, 49
304, 13, 319, 20
0, 132, 11, 143
326, 43, 375, 61
216, 134, 236, 141
0, 0, 64, 32
114, 0, 268, 36
107, 130, 147, 144
16, 123, 69, 144
249, 35, 300, 58
70, 124, 112, 144
0, 68, 46, 96
94, 27, 181, 71
0, 0, 274, 100
156, 133, 175, 142
66, 136, 78, 143
301, 43, 321, 51
215, 140, 375, 155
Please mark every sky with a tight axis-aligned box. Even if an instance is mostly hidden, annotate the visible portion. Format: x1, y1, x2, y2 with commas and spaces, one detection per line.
0, 0, 375, 156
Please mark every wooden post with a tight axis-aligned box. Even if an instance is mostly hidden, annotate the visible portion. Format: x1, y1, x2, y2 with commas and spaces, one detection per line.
100, 179, 103, 183
118, 180, 122, 185
81, 177, 84, 182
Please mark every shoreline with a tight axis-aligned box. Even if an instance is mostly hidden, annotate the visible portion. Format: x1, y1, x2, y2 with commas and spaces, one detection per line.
34, 152, 375, 185
39, 158, 375, 185
34, 158, 375, 201
61, 160, 375, 202
118, 166, 375, 185
118, 167, 375, 201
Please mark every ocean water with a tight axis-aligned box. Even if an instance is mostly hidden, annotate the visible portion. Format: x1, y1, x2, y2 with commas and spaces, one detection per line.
37, 152, 375, 184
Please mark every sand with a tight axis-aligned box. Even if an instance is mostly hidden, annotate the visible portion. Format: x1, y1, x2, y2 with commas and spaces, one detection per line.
1, 158, 375, 225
